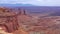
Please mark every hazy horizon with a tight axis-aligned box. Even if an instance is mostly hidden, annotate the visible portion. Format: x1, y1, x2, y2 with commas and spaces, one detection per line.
0, 0, 60, 6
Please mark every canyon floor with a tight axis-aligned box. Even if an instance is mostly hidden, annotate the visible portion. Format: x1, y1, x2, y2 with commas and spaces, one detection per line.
0, 15, 60, 34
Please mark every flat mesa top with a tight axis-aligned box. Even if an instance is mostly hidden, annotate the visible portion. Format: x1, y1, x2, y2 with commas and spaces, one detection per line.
0, 7, 17, 17
0, 12, 16, 17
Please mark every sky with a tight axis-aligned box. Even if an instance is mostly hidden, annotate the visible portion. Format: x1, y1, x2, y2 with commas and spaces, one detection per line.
0, 0, 60, 6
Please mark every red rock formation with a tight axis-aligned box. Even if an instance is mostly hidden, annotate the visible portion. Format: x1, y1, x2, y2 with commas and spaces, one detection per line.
0, 7, 28, 33
0, 7, 20, 33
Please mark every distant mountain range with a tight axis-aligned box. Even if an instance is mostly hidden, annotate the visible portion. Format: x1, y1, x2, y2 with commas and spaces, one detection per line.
0, 4, 60, 16
0, 4, 35, 7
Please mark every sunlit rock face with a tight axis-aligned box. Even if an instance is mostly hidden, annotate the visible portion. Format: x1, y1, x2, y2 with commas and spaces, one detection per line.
0, 7, 20, 33
0, 7, 28, 34
0, 27, 13, 34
